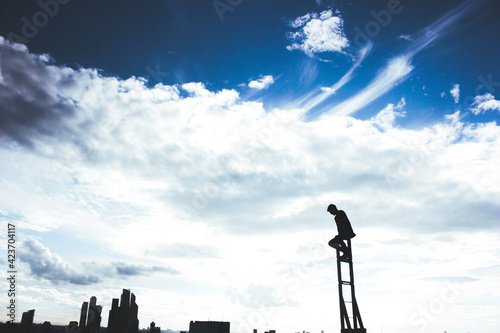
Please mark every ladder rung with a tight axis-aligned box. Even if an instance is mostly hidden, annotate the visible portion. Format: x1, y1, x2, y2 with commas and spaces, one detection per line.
341, 281, 352, 285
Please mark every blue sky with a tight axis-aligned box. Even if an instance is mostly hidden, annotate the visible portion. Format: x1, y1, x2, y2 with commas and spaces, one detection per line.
0, 0, 500, 332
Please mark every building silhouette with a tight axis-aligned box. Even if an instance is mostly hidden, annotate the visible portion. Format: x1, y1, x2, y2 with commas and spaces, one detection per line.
19, 309, 35, 333
67, 321, 80, 332
149, 321, 161, 333
107, 289, 139, 333
41, 321, 52, 333
79, 296, 102, 333
0, 289, 144, 333
189, 321, 230, 333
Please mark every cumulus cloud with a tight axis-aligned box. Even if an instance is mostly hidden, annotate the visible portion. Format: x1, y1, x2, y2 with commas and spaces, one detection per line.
19, 239, 99, 285
286, 9, 349, 57
370, 98, 406, 131
471, 93, 500, 114
0, 39, 78, 149
450, 83, 460, 103
248, 75, 274, 90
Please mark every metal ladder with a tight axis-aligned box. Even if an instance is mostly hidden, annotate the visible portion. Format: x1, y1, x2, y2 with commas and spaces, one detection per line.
336, 239, 366, 333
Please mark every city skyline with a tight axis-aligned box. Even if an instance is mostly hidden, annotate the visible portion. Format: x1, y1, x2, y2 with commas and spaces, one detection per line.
0, 0, 499, 332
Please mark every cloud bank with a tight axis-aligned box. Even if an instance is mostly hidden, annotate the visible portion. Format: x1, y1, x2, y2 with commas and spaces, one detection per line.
1, 36, 499, 239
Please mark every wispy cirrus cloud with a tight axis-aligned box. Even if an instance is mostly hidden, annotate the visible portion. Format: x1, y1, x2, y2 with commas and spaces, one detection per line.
328, 55, 413, 116
317, 0, 489, 117
408, 0, 490, 56
290, 42, 372, 113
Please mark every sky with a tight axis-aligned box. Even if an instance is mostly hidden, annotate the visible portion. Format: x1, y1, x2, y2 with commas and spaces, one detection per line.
0, 0, 500, 332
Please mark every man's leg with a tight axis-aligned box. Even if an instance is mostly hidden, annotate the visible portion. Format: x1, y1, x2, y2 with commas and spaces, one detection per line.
328, 236, 341, 249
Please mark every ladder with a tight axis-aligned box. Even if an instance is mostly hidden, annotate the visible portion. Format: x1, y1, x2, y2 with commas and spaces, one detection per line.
336, 239, 366, 333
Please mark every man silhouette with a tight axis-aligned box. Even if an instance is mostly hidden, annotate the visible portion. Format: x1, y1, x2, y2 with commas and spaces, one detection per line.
327, 204, 356, 259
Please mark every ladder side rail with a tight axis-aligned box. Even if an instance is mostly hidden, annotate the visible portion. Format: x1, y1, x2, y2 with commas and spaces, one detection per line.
346, 239, 365, 330
337, 248, 352, 330
351, 295, 365, 329
339, 291, 351, 330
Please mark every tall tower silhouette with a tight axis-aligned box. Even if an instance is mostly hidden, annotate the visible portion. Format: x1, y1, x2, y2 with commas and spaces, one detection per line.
335, 239, 366, 333
78, 296, 102, 333
107, 289, 139, 333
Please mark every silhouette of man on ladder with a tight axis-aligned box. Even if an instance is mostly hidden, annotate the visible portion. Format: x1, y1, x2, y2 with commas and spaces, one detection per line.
327, 204, 356, 259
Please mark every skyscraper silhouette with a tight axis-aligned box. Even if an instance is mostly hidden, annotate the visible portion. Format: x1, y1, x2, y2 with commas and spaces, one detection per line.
78, 297, 102, 333
107, 289, 139, 333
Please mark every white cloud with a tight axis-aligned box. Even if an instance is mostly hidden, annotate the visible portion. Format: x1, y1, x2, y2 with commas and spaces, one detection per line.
471, 93, 500, 115
398, 34, 412, 41
248, 75, 274, 90
286, 9, 349, 57
450, 83, 460, 103
370, 98, 406, 131
288, 13, 311, 29
182, 82, 212, 97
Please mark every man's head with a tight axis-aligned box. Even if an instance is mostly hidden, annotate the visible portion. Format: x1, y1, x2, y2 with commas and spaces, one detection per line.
327, 204, 338, 215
